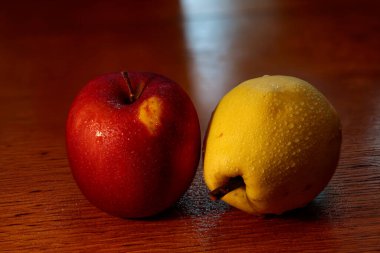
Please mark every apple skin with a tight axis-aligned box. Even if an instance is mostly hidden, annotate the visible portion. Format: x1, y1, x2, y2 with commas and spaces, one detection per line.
66, 72, 201, 218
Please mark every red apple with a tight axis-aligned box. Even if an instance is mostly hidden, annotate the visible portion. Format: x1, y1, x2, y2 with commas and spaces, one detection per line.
66, 72, 201, 218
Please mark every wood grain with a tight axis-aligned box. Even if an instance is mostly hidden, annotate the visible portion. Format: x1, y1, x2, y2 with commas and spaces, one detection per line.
1, 0, 380, 252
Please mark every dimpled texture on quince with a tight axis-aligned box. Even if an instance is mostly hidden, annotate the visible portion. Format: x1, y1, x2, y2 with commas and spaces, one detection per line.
203, 75, 341, 215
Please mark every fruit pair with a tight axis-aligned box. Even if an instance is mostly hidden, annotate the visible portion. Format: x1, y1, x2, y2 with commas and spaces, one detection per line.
66, 72, 341, 218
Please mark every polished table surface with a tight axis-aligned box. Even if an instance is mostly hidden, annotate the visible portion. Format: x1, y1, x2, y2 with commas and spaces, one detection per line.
1, 1, 380, 252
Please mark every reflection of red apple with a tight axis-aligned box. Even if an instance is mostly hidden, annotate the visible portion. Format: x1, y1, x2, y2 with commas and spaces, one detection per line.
66, 72, 201, 218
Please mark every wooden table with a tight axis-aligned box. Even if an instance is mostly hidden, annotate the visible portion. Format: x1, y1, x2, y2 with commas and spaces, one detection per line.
1, 1, 380, 252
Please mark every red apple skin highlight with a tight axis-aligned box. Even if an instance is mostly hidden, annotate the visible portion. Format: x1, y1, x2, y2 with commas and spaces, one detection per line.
66, 72, 201, 218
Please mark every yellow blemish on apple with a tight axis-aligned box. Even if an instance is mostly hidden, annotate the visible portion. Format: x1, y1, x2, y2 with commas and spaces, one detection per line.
138, 96, 163, 135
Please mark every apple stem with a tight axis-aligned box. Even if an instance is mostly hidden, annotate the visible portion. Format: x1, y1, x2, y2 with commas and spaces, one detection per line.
121, 72, 136, 103
209, 176, 245, 201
